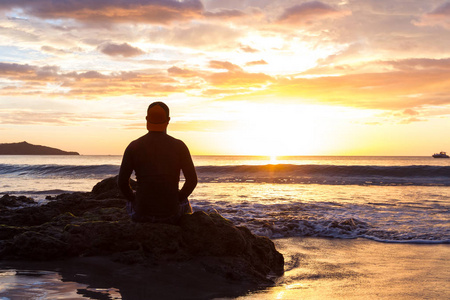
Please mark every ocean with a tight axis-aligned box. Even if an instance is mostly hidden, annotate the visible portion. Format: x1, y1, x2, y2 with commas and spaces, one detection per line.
1, 155, 449, 299
1, 155, 449, 244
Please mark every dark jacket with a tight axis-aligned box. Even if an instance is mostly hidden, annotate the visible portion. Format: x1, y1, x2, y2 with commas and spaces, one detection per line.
118, 132, 197, 217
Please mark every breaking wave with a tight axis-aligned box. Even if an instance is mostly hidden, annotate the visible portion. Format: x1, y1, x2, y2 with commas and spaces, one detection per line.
1, 163, 449, 186
195, 164, 450, 186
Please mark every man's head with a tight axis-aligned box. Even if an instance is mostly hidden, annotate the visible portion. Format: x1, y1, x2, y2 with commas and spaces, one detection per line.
146, 102, 170, 131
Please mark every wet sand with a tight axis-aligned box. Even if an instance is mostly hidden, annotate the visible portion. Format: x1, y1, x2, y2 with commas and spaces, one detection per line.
244, 237, 450, 299
1, 237, 449, 299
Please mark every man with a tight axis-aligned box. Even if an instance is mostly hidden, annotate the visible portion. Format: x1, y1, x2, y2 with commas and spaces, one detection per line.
118, 102, 197, 224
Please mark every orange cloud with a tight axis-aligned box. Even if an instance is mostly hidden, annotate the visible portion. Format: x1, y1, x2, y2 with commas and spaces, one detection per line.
168, 66, 200, 77
245, 59, 268, 66
0, 62, 197, 98
209, 60, 242, 71
209, 71, 273, 88
240, 45, 259, 53
271, 68, 450, 110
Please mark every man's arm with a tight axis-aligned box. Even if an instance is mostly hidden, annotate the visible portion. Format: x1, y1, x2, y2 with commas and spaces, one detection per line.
179, 142, 197, 200
117, 144, 136, 202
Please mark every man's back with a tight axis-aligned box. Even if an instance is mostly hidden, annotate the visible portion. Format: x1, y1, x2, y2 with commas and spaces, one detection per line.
118, 131, 196, 218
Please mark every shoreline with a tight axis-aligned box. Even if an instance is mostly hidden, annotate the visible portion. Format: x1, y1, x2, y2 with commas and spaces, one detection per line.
249, 237, 450, 299
1, 237, 449, 299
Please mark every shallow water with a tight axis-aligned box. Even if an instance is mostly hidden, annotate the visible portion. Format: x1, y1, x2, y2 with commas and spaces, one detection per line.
192, 183, 449, 242
241, 238, 450, 300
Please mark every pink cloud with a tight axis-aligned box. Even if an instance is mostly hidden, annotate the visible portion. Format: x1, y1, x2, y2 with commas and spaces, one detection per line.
414, 2, 450, 29
276, 1, 351, 26
0, 0, 204, 25
203, 9, 246, 19
98, 43, 145, 57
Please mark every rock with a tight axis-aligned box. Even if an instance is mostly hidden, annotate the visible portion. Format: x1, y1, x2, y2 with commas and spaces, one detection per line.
0, 177, 284, 285
0, 194, 35, 209
91, 175, 136, 200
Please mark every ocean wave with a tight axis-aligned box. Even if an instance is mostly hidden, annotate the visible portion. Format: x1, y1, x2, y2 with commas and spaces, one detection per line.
0, 164, 120, 178
196, 164, 450, 186
195, 201, 450, 244
1, 163, 449, 186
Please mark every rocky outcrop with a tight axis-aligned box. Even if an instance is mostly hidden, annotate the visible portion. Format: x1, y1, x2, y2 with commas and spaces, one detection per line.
0, 177, 284, 285
0, 141, 79, 155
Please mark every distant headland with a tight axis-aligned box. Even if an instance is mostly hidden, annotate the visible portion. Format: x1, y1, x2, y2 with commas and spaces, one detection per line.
0, 142, 79, 155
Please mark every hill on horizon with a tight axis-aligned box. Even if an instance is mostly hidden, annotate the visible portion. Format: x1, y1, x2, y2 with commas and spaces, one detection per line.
0, 142, 80, 155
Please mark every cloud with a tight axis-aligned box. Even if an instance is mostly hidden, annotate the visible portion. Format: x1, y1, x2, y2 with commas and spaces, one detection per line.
398, 117, 426, 124
203, 9, 246, 19
0, 62, 36, 75
158, 23, 242, 49
41, 46, 73, 55
0, 110, 80, 125
276, 1, 351, 26
98, 42, 145, 57
209, 61, 242, 71
0, 62, 195, 98
246, 60, 268, 66
167, 66, 200, 77
384, 57, 450, 71
209, 71, 273, 88
240, 44, 259, 53
269, 66, 450, 110
206, 60, 273, 88
414, 2, 450, 29
169, 120, 233, 132
403, 109, 419, 116
0, 0, 204, 25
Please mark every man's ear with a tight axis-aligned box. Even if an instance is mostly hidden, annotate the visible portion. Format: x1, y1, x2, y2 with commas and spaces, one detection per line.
167, 117, 171, 123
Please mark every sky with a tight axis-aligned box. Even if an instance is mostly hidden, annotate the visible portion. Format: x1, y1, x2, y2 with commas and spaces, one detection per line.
0, 0, 449, 156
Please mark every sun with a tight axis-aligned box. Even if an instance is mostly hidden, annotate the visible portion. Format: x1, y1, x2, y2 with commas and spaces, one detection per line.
269, 155, 279, 164
226, 103, 330, 156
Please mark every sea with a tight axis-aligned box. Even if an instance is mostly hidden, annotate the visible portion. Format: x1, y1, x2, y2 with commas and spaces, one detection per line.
1, 155, 449, 243
1, 155, 449, 299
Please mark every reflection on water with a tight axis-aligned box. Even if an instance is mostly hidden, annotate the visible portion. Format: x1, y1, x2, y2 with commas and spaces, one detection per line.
0, 257, 259, 300
0, 269, 121, 299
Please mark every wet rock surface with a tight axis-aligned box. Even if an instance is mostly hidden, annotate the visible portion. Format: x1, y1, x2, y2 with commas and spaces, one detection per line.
0, 176, 284, 285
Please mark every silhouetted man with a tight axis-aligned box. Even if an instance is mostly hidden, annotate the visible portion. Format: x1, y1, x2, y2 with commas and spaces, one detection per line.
118, 102, 197, 224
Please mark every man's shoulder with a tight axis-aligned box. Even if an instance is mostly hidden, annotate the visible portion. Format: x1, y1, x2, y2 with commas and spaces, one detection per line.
166, 133, 184, 143
126, 134, 148, 149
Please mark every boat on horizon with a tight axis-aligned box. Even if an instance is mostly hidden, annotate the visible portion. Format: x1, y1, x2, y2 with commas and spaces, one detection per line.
432, 151, 449, 158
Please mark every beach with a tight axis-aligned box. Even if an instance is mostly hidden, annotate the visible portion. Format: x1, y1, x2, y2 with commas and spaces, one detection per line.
1, 237, 448, 299
251, 237, 449, 299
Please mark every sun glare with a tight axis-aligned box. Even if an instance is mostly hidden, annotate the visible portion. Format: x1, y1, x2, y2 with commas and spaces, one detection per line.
224, 103, 329, 156
211, 102, 377, 156
269, 155, 278, 164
